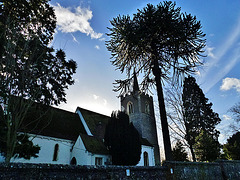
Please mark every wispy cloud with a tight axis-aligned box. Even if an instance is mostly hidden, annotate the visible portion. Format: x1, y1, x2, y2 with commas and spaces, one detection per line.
200, 16, 240, 92
71, 34, 79, 44
95, 45, 100, 50
53, 3, 103, 39
220, 77, 240, 92
205, 46, 216, 59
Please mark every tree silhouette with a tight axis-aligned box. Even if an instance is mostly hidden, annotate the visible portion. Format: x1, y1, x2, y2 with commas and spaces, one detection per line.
0, 0, 77, 163
183, 76, 221, 161
193, 130, 221, 162
172, 140, 188, 161
223, 132, 240, 160
104, 111, 141, 165
106, 1, 206, 160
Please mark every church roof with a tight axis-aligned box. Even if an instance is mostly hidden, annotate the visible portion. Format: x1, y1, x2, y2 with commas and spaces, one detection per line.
21, 103, 87, 141
141, 138, 154, 147
77, 107, 110, 140
79, 133, 109, 155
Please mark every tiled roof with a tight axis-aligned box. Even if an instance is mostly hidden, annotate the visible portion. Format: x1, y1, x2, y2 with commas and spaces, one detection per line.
79, 133, 109, 155
141, 138, 154, 147
21, 103, 86, 141
77, 107, 110, 140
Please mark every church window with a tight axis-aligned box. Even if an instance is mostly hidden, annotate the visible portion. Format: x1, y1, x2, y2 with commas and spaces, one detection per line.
70, 157, 77, 165
145, 102, 150, 114
95, 157, 103, 165
127, 101, 134, 115
53, 144, 59, 161
144, 151, 149, 166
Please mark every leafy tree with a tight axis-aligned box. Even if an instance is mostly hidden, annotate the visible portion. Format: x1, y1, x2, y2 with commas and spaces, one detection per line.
223, 132, 240, 160
104, 111, 141, 165
229, 102, 240, 132
172, 140, 188, 161
182, 76, 221, 161
106, 1, 206, 160
193, 130, 221, 162
0, 0, 77, 163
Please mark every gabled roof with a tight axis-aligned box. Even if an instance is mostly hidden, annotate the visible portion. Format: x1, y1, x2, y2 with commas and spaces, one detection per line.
77, 107, 110, 140
21, 103, 87, 141
141, 138, 154, 147
79, 133, 109, 155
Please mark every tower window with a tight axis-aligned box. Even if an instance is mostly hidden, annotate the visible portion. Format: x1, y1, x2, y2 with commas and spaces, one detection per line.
127, 101, 134, 115
145, 102, 150, 114
53, 144, 59, 161
144, 151, 149, 166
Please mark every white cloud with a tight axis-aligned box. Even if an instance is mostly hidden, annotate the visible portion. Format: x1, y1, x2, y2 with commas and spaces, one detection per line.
95, 45, 100, 50
93, 94, 99, 100
205, 46, 215, 59
53, 3, 103, 39
220, 77, 240, 92
222, 114, 231, 121
199, 16, 240, 92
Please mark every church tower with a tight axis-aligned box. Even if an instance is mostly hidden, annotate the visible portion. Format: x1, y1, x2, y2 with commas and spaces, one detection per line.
120, 73, 161, 165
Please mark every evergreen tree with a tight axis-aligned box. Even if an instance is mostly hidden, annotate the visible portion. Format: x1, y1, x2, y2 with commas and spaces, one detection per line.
172, 140, 188, 161
106, 1, 206, 161
0, 0, 77, 163
223, 132, 240, 160
193, 130, 221, 162
104, 111, 141, 165
182, 76, 221, 161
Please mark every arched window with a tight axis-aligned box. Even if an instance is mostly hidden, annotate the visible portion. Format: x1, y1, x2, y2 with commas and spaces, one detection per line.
53, 144, 59, 161
70, 157, 77, 165
127, 101, 134, 115
145, 102, 150, 114
144, 151, 149, 166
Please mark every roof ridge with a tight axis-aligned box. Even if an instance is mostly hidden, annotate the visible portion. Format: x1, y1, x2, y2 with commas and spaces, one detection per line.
76, 106, 110, 118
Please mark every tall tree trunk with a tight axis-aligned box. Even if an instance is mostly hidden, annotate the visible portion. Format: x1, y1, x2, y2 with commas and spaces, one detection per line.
189, 143, 196, 162
152, 61, 173, 161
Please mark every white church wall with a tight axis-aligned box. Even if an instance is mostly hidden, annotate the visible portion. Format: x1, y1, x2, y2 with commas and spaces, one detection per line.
71, 136, 111, 166
71, 136, 90, 165
12, 134, 73, 164
137, 145, 155, 166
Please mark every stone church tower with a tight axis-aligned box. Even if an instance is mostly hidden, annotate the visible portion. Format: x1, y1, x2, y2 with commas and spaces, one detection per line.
120, 73, 161, 165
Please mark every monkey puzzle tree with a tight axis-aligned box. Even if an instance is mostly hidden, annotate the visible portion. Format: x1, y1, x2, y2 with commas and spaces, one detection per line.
0, 0, 77, 163
106, 1, 206, 160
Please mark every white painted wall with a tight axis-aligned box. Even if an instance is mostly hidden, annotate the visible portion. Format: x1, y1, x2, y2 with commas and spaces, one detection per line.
137, 145, 155, 166
11, 134, 73, 164
71, 136, 111, 166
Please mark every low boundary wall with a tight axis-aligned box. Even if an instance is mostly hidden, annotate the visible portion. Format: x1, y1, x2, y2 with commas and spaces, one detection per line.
0, 160, 239, 179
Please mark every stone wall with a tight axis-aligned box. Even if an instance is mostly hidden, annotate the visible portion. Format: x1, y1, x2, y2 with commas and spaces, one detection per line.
163, 160, 240, 180
0, 163, 167, 180
0, 160, 240, 180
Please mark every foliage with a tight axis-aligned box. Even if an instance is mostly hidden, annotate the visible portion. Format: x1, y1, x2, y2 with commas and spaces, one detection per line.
223, 132, 240, 160
193, 130, 221, 162
182, 76, 221, 161
229, 102, 240, 132
106, 1, 206, 160
104, 111, 141, 165
0, 0, 77, 162
172, 140, 188, 161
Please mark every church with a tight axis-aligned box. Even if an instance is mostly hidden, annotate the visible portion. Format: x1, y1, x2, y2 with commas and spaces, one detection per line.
1, 75, 160, 166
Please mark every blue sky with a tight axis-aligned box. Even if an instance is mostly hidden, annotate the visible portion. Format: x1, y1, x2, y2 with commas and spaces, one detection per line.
49, 0, 240, 143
